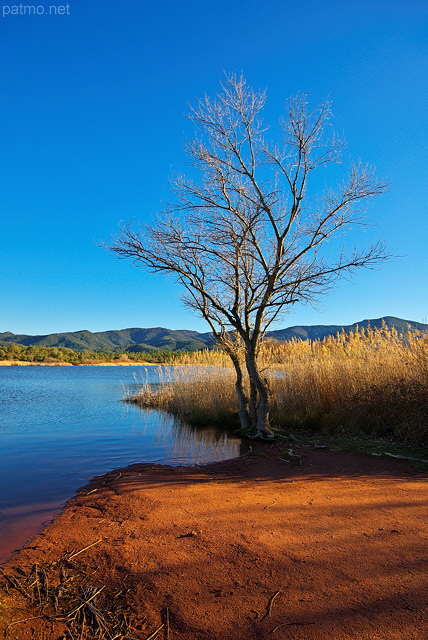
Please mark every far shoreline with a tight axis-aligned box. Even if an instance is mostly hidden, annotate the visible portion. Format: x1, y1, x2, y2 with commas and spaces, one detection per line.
0, 360, 155, 367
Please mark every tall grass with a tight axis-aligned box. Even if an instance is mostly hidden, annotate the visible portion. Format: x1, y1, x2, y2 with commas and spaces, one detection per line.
129, 326, 428, 444
170, 349, 231, 367
268, 326, 428, 442
129, 365, 239, 426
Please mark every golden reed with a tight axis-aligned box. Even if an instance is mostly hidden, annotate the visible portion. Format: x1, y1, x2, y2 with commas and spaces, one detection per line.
130, 326, 428, 442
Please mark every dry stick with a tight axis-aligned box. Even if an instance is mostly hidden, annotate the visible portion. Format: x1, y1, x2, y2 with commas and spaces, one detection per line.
269, 621, 316, 634
0, 568, 30, 598
264, 500, 276, 509
144, 623, 165, 640
62, 586, 105, 619
265, 589, 283, 618
34, 563, 42, 605
68, 538, 104, 560
5, 615, 45, 633
79, 616, 86, 640
166, 607, 170, 640
373, 452, 428, 464
43, 566, 49, 606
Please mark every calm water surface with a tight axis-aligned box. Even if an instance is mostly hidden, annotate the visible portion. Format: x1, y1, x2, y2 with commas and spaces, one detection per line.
0, 365, 242, 562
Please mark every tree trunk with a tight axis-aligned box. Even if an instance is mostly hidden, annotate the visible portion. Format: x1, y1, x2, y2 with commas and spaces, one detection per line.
249, 378, 258, 430
230, 353, 251, 432
244, 342, 273, 438
220, 338, 251, 433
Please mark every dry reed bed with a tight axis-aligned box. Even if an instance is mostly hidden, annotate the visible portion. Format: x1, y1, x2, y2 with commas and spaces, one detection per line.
0, 552, 135, 640
130, 327, 428, 443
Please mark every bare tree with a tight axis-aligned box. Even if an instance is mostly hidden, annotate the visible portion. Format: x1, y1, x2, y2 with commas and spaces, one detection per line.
109, 75, 388, 438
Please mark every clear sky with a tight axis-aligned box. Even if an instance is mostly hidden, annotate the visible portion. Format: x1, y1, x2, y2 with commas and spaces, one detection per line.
1, 0, 427, 335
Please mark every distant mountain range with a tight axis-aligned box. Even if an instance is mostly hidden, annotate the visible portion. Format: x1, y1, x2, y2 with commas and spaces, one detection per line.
0, 316, 426, 353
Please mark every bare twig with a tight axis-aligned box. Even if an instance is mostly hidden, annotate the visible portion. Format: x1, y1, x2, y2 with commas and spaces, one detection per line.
372, 452, 428, 464
67, 538, 104, 560
264, 500, 276, 509
166, 607, 170, 640
5, 615, 45, 633
264, 589, 283, 619
62, 585, 105, 618
144, 623, 165, 640
0, 568, 26, 598
269, 621, 315, 634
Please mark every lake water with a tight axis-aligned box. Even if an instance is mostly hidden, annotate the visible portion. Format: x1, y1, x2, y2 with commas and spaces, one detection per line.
0, 365, 242, 563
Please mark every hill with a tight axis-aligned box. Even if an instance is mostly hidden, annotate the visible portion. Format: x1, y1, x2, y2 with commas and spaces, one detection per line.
0, 316, 426, 353
0, 327, 209, 353
267, 316, 428, 342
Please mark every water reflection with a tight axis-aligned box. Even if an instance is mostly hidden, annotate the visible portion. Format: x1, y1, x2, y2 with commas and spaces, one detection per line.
144, 411, 247, 465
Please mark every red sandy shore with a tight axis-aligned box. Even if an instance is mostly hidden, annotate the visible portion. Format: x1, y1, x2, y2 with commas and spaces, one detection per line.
0, 444, 427, 639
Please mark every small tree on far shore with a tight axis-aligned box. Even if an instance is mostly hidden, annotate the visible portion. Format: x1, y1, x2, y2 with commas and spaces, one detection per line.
109, 75, 388, 438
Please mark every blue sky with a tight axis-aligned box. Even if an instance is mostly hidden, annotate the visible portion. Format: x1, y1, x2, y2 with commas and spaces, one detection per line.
1, 0, 427, 335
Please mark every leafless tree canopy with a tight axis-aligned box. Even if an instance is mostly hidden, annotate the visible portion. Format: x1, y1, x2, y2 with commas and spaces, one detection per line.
109, 75, 388, 437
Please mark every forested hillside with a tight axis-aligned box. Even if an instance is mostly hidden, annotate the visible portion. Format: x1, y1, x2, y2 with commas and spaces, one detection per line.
0, 316, 426, 354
